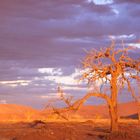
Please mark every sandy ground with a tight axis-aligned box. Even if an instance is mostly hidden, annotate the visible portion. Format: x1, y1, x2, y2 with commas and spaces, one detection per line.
0, 119, 139, 140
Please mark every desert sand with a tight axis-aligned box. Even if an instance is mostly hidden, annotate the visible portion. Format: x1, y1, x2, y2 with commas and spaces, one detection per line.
0, 102, 139, 140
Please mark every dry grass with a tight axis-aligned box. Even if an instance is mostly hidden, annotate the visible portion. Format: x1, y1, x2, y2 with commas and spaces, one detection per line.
0, 119, 139, 140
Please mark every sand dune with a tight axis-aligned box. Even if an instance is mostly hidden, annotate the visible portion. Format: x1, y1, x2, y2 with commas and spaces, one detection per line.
0, 101, 139, 122
42, 101, 139, 120
75, 101, 139, 119
0, 104, 39, 122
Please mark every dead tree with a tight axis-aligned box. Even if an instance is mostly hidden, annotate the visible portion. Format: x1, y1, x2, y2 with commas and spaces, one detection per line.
79, 40, 140, 132
57, 40, 140, 132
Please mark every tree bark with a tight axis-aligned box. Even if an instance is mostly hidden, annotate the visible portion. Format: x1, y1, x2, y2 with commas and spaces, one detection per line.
137, 102, 140, 123
138, 111, 140, 123
109, 74, 119, 132
109, 101, 118, 132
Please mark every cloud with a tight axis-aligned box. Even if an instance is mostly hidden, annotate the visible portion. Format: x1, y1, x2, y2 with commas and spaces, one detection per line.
88, 0, 114, 5
38, 68, 63, 76
0, 0, 80, 20
42, 68, 86, 86
109, 34, 136, 40
40, 93, 59, 99
44, 75, 78, 86
0, 100, 7, 104
114, 0, 140, 4
0, 80, 31, 87
62, 86, 87, 91
111, 8, 119, 15
0, 0, 139, 108
128, 43, 140, 49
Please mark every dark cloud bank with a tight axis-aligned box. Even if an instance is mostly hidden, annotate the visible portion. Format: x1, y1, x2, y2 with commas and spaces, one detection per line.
0, 0, 139, 108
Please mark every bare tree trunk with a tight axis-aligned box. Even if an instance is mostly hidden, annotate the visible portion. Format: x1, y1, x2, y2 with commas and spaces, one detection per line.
138, 112, 140, 123
109, 102, 118, 132
137, 102, 140, 123
109, 75, 118, 132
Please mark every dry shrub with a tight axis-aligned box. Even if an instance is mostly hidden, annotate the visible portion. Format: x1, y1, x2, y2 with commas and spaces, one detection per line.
29, 120, 46, 128
104, 130, 134, 140
84, 120, 94, 124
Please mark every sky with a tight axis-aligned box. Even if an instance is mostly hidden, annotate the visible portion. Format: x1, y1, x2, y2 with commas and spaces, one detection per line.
0, 0, 140, 109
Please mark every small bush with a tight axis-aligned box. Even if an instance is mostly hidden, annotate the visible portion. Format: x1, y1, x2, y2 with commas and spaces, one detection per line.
105, 131, 134, 140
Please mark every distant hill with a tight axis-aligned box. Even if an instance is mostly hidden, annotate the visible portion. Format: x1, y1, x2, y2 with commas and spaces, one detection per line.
0, 104, 39, 122
42, 101, 139, 119
118, 102, 139, 118
74, 101, 139, 119
0, 101, 139, 122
